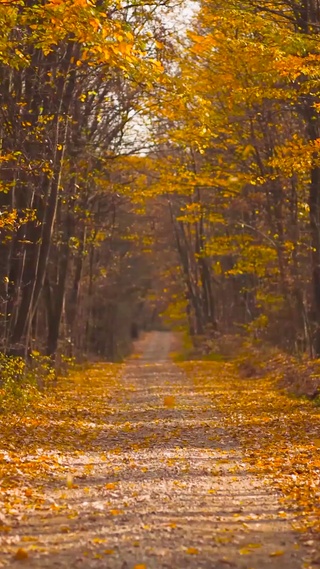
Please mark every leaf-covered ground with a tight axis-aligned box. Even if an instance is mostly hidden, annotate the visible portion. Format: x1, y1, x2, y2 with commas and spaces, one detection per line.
0, 332, 319, 568
182, 360, 320, 536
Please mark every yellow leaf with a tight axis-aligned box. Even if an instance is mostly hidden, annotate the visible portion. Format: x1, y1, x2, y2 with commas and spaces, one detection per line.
239, 543, 262, 554
239, 548, 252, 555
269, 550, 285, 557
133, 565, 147, 569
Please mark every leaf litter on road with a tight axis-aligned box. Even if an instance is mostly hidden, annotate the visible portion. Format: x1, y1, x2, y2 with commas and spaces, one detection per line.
0, 333, 318, 568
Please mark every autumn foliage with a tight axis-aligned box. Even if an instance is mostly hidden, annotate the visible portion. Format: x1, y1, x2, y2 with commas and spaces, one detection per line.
130, 0, 320, 360
1, 3, 320, 564
3, 0, 320, 362
0, 0, 168, 362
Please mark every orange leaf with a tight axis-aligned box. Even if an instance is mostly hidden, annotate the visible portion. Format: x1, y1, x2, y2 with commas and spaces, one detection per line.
105, 482, 117, 490
13, 548, 29, 561
164, 395, 176, 408
186, 547, 199, 554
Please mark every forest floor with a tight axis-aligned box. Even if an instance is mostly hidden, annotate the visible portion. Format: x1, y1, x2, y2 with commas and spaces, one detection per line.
0, 331, 320, 568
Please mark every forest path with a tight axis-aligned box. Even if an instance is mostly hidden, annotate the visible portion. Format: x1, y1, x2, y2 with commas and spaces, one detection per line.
0, 332, 315, 568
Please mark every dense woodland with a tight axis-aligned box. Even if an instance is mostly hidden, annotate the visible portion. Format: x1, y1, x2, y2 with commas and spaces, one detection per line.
2, 0, 320, 362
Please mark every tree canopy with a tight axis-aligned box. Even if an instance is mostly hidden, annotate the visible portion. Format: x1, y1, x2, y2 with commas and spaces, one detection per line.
2, 0, 320, 360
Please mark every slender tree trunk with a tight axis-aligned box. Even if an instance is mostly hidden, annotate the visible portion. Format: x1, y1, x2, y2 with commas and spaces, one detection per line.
305, 103, 320, 355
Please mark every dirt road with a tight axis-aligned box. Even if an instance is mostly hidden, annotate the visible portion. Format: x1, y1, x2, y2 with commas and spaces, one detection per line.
1, 332, 311, 568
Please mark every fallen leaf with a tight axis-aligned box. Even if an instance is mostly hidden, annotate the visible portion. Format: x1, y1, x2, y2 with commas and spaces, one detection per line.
186, 547, 199, 554
13, 548, 29, 561
269, 550, 285, 557
163, 395, 175, 408
105, 483, 117, 490
109, 509, 123, 516
239, 548, 252, 555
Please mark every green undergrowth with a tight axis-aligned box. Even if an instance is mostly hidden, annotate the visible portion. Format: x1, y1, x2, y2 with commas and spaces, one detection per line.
0, 352, 76, 415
